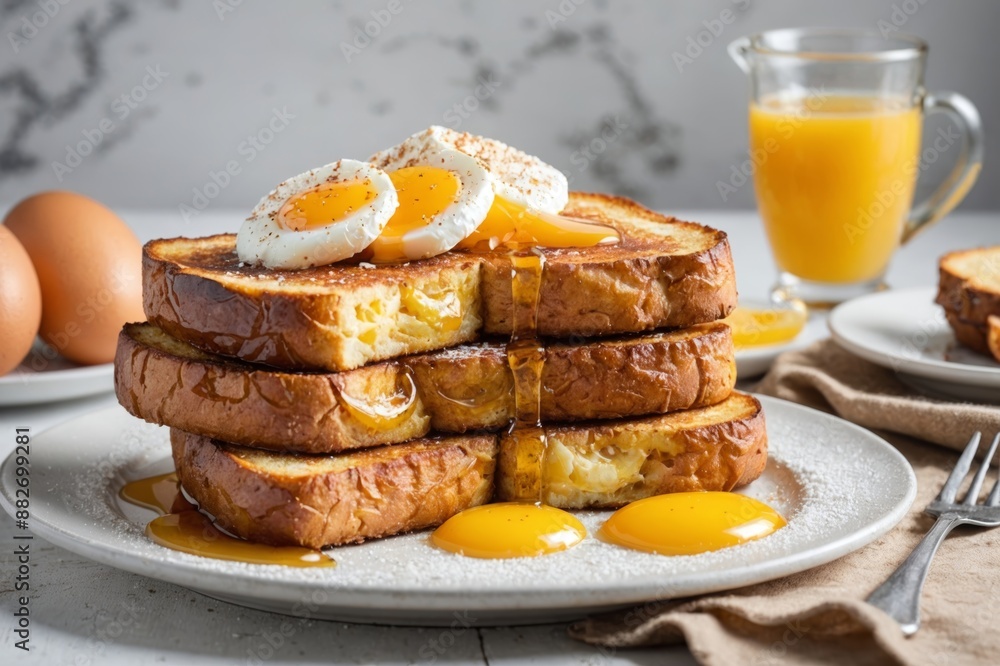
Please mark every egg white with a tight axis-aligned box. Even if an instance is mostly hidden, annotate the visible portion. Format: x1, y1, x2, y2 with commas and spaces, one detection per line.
368, 133, 495, 261
372, 126, 569, 215
236, 159, 398, 269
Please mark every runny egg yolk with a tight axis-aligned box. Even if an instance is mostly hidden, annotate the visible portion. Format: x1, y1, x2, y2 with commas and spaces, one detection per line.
431, 502, 586, 559
600, 492, 786, 556
278, 179, 378, 231
365, 166, 462, 263
364, 166, 621, 262
456, 196, 620, 251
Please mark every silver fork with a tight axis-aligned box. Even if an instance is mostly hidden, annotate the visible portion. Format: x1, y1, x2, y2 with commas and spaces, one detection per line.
867, 431, 1000, 636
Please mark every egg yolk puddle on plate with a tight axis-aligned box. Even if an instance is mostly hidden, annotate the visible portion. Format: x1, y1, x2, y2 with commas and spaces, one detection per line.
431, 502, 586, 558
278, 179, 378, 231
723, 305, 807, 348
599, 492, 786, 556
455, 196, 620, 252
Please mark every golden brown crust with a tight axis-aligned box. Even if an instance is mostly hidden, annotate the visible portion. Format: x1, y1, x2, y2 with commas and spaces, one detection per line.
411, 324, 736, 430
496, 392, 767, 508
171, 429, 497, 548
115, 323, 430, 453
936, 247, 1000, 324
116, 322, 736, 453
481, 194, 738, 335
943, 308, 992, 356
988, 315, 1000, 363
143, 235, 482, 372
935, 249, 1000, 359
143, 193, 737, 371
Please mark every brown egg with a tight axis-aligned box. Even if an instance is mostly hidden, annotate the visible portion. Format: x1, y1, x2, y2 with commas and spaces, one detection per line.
4, 191, 144, 365
0, 226, 42, 375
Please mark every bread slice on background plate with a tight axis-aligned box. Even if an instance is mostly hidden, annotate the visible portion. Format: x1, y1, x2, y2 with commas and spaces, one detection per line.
937, 246, 1000, 362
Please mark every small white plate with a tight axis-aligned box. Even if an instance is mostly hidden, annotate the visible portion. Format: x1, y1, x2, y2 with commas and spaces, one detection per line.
829, 287, 1000, 403
735, 314, 827, 379
0, 396, 915, 626
0, 343, 113, 406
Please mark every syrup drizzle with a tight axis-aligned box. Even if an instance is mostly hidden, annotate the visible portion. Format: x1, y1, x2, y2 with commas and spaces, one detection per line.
431, 378, 514, 421
336, 367, 418, 431
505, 249, 548, 502
119, 473, 335, 567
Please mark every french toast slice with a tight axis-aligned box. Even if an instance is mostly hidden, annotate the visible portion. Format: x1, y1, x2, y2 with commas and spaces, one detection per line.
497, 392, 767, 508
988, 315, 1000, 363
937, 246, 1000, 324
144, 193, 736, 371
171, 392, 765, 548
942, 308, 1000, 363
116, 321, 736, 453
171, 429, 496, 548
942, 308, 992, 356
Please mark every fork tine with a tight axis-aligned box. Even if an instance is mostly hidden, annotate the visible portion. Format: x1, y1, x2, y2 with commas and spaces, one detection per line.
964, 433, 1000, 505
937, 432, 981, 503
988, 479, 1000, 507
988, 451, 1000, 507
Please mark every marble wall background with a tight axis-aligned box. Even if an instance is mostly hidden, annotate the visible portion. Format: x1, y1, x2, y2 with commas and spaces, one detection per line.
1, 0, 997, 222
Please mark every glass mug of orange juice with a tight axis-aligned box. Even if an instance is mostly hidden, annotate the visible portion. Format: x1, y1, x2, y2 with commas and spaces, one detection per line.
729, 28, 983, 305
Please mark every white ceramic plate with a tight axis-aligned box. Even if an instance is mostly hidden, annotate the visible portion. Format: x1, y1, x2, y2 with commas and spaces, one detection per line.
735, 314, 828, 378
0, 343, 113, 406
0, 396, 915, 626
829, 287, 1000, 403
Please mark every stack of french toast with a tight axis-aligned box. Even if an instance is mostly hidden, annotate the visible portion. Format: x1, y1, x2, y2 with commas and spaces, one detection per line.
114, 127, 767, 549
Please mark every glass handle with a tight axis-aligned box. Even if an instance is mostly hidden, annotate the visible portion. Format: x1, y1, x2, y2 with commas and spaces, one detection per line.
902, 92, 984, 244
727, 37, 752, 73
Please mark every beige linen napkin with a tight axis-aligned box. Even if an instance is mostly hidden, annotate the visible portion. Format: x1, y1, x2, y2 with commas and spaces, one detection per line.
569, 339, 1000, 665
755, 339, 1000, 451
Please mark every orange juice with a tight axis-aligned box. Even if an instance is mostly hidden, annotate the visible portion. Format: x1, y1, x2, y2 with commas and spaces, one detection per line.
750, 95, 922, 283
